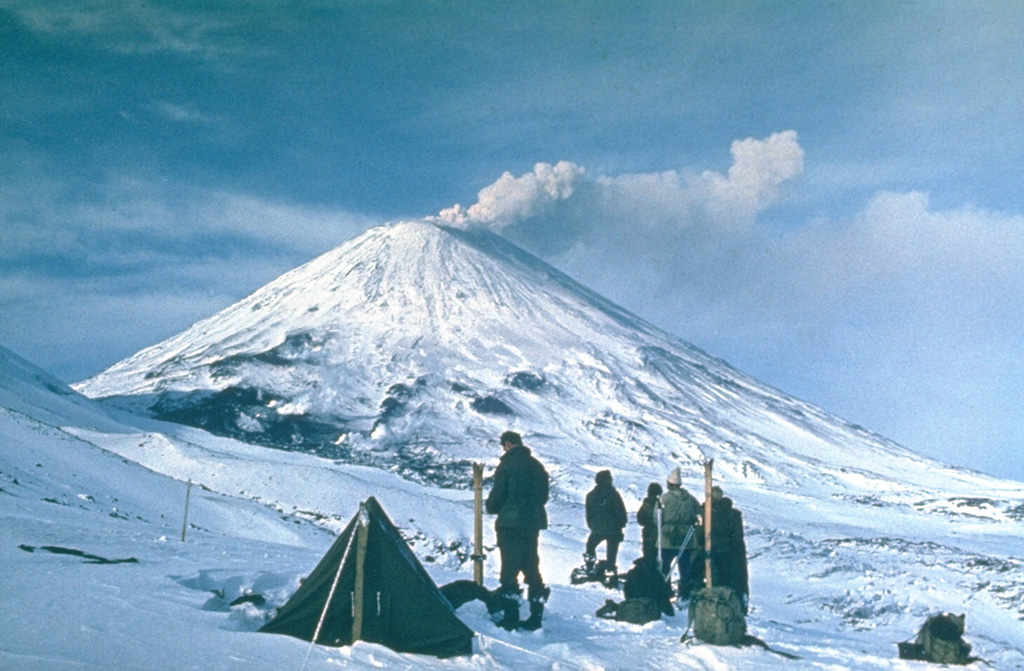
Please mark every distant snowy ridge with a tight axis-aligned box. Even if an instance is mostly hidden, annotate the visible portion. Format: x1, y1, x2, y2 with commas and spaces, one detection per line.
76, 220, 1009, 499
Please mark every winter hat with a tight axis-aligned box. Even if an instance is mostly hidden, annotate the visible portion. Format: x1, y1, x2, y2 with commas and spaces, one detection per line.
647, 482, 663, 498
667, 467, 681, 486
595, 470, 612, 485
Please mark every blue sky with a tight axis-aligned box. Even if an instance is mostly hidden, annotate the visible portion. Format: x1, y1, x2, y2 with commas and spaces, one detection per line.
1, 2, 1022, 481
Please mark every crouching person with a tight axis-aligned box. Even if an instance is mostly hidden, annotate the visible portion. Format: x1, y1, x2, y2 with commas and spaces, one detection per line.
595, 555, 675, 625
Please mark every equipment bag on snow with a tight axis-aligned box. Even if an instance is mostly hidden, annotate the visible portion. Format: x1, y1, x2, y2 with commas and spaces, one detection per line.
898, 612, 973, 665
690, 586, 746, 646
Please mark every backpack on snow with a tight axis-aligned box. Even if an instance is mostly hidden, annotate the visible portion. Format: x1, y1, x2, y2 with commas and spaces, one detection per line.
689, 586, 746, 646
898, 612, 972, 665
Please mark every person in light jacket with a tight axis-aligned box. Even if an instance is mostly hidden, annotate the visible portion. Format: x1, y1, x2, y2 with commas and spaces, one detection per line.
659, 467, 701, 599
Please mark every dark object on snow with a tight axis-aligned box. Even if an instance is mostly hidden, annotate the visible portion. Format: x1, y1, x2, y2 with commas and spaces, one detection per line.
259, 497, 473, 658
439, 579, 500, 610
623, 556, 674, 616
592, 556, 675, 625
690, 586, 746, 646
570, 557, 621, 588
596, 597, 661, 625
438, 580, 522, 633
19, 544, 139, 565
229, 593, 266, 607
898, 613, 974, 665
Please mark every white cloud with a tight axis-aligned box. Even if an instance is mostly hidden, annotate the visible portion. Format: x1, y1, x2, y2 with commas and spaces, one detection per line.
439, 160, 585, 230
790, 191, 1024, 297
441, 132, 804, 245
701, 130, 805, 225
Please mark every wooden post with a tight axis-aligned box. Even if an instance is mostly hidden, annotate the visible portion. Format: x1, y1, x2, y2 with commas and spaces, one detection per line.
351, 513, 369, 643
472, 462, 485, 585
703, 460, 713, 589
180, 479, 192, 542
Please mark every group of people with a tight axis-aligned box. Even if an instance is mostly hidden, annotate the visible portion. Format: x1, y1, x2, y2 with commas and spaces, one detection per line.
588, 466, 749, 611
484, 430, 749, 632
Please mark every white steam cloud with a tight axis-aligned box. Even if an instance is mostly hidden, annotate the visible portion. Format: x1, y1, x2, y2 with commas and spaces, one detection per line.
439, 160, 585, 231
439, 131, 804, 237
701, 130, 805, 224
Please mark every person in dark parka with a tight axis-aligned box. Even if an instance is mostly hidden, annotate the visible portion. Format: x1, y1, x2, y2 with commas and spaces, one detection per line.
703, 485, 749, 613
636, 482, 663, 562
584, 470, 628, 575
485, 430, 550, 630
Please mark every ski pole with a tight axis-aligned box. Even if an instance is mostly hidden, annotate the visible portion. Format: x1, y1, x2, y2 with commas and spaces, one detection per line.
656, 505, 663, 573
664, 524, 696, 583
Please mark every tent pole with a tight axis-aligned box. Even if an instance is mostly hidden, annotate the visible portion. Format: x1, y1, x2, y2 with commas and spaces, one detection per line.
301, 524, 356, 671
351, 513, 370, 643
472, 462, 484, 585
704, 459, 714, 589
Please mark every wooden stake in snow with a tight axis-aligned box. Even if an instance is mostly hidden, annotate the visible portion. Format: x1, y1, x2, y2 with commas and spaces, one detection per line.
180, 479, 193, 542
472, 462, 485, 585
703, 460, 714, 589
351, 516, 370, 643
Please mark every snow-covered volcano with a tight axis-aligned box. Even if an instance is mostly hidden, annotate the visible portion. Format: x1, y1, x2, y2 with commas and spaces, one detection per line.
6, 212, 1024, 667
77, 220, 991, 497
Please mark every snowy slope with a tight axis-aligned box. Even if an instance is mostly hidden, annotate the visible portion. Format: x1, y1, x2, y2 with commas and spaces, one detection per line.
76, 220, 1003, 502
3, 345, 1024, 670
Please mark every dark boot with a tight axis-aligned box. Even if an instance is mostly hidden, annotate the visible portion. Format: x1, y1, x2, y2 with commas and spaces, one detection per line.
519, 585, 550, 631
519, 599, 544, 631
492, 587, 521, 631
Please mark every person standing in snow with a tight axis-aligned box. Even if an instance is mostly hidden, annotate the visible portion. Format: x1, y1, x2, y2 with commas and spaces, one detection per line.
659, 467, 702, 599
485, 430, 551, 630
583, 469, 628, 580
636, 481, 663, 561
702, 485, 750, 612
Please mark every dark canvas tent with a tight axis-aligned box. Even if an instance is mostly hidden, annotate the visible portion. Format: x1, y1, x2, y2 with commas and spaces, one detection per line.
260, 497, 474, 658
